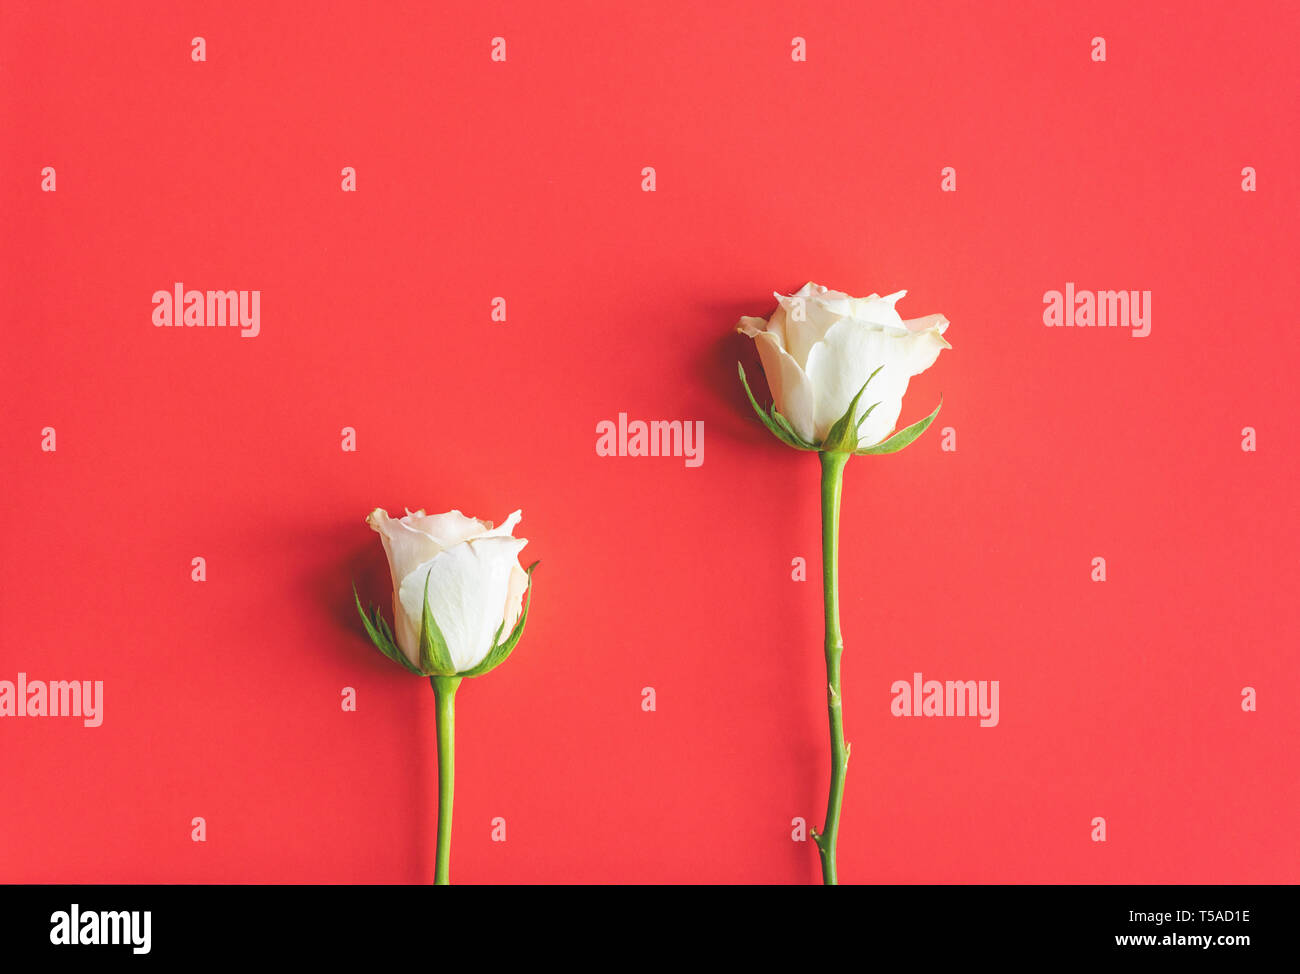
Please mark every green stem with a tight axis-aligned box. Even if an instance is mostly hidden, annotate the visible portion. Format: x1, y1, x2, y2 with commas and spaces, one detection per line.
813, 450, 849, 885
430, 675, 461, 885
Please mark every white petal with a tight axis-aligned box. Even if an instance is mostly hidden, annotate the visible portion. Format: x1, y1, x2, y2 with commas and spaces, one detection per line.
899, 314, 953, 376
367, 508, 442, 579
811, 288, 854, 315
778, 287, 850, 369
904, 312, 949, 335
481, 509, 523, 539
804, 318, 913, 446
367, 508, 442, 661
754, 330, 817, 443
502, 563, 530, 632
399, 536, 529, 672
846, 293, 907, 331
766, 305, 789, 347
402, 509, 493, 548
736, 303, 790, 350
483, 511, 527, 629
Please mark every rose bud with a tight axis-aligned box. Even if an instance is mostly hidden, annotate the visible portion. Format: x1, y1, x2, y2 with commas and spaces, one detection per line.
354, 508, 535, 677
737, 282, 950, 453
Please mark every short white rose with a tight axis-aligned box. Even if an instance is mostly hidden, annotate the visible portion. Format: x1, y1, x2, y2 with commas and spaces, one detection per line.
737, 282, 951, 449
366, 508, 530, 673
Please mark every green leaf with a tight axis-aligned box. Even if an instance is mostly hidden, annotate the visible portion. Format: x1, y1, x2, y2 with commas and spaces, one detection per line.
856, 396, 943, 455
458, 561, 538, 678
353, 581, 423, 675
737, 362, 817, 452
418, 571, 458, 676
822, 365, 884, 454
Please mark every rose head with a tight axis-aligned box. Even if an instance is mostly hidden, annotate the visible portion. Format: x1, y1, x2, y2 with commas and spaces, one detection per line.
737, 282, 950, 452
355, 508, 535, 677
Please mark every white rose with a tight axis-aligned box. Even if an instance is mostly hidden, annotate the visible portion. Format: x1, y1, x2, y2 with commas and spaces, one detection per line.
737, 282, 951, 449
366, 508, 530, 673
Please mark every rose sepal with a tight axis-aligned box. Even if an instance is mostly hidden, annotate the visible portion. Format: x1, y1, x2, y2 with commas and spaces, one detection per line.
819, 365, 885, 455
418, 571, 460, 676
737, 362, 819, 452
354, 582, 424, 675
854, 397, 942, 456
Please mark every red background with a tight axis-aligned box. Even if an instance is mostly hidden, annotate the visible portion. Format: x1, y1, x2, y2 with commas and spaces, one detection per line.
2, 1, 1297, 884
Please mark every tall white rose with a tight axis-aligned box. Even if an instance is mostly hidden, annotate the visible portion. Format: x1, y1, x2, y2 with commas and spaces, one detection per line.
365, 507, 530, 673
734, 280, 953, 884
737, 282, 951, 449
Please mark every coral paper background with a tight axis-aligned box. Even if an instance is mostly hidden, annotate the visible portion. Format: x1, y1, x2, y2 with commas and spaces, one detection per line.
2, 0, 1297, 884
